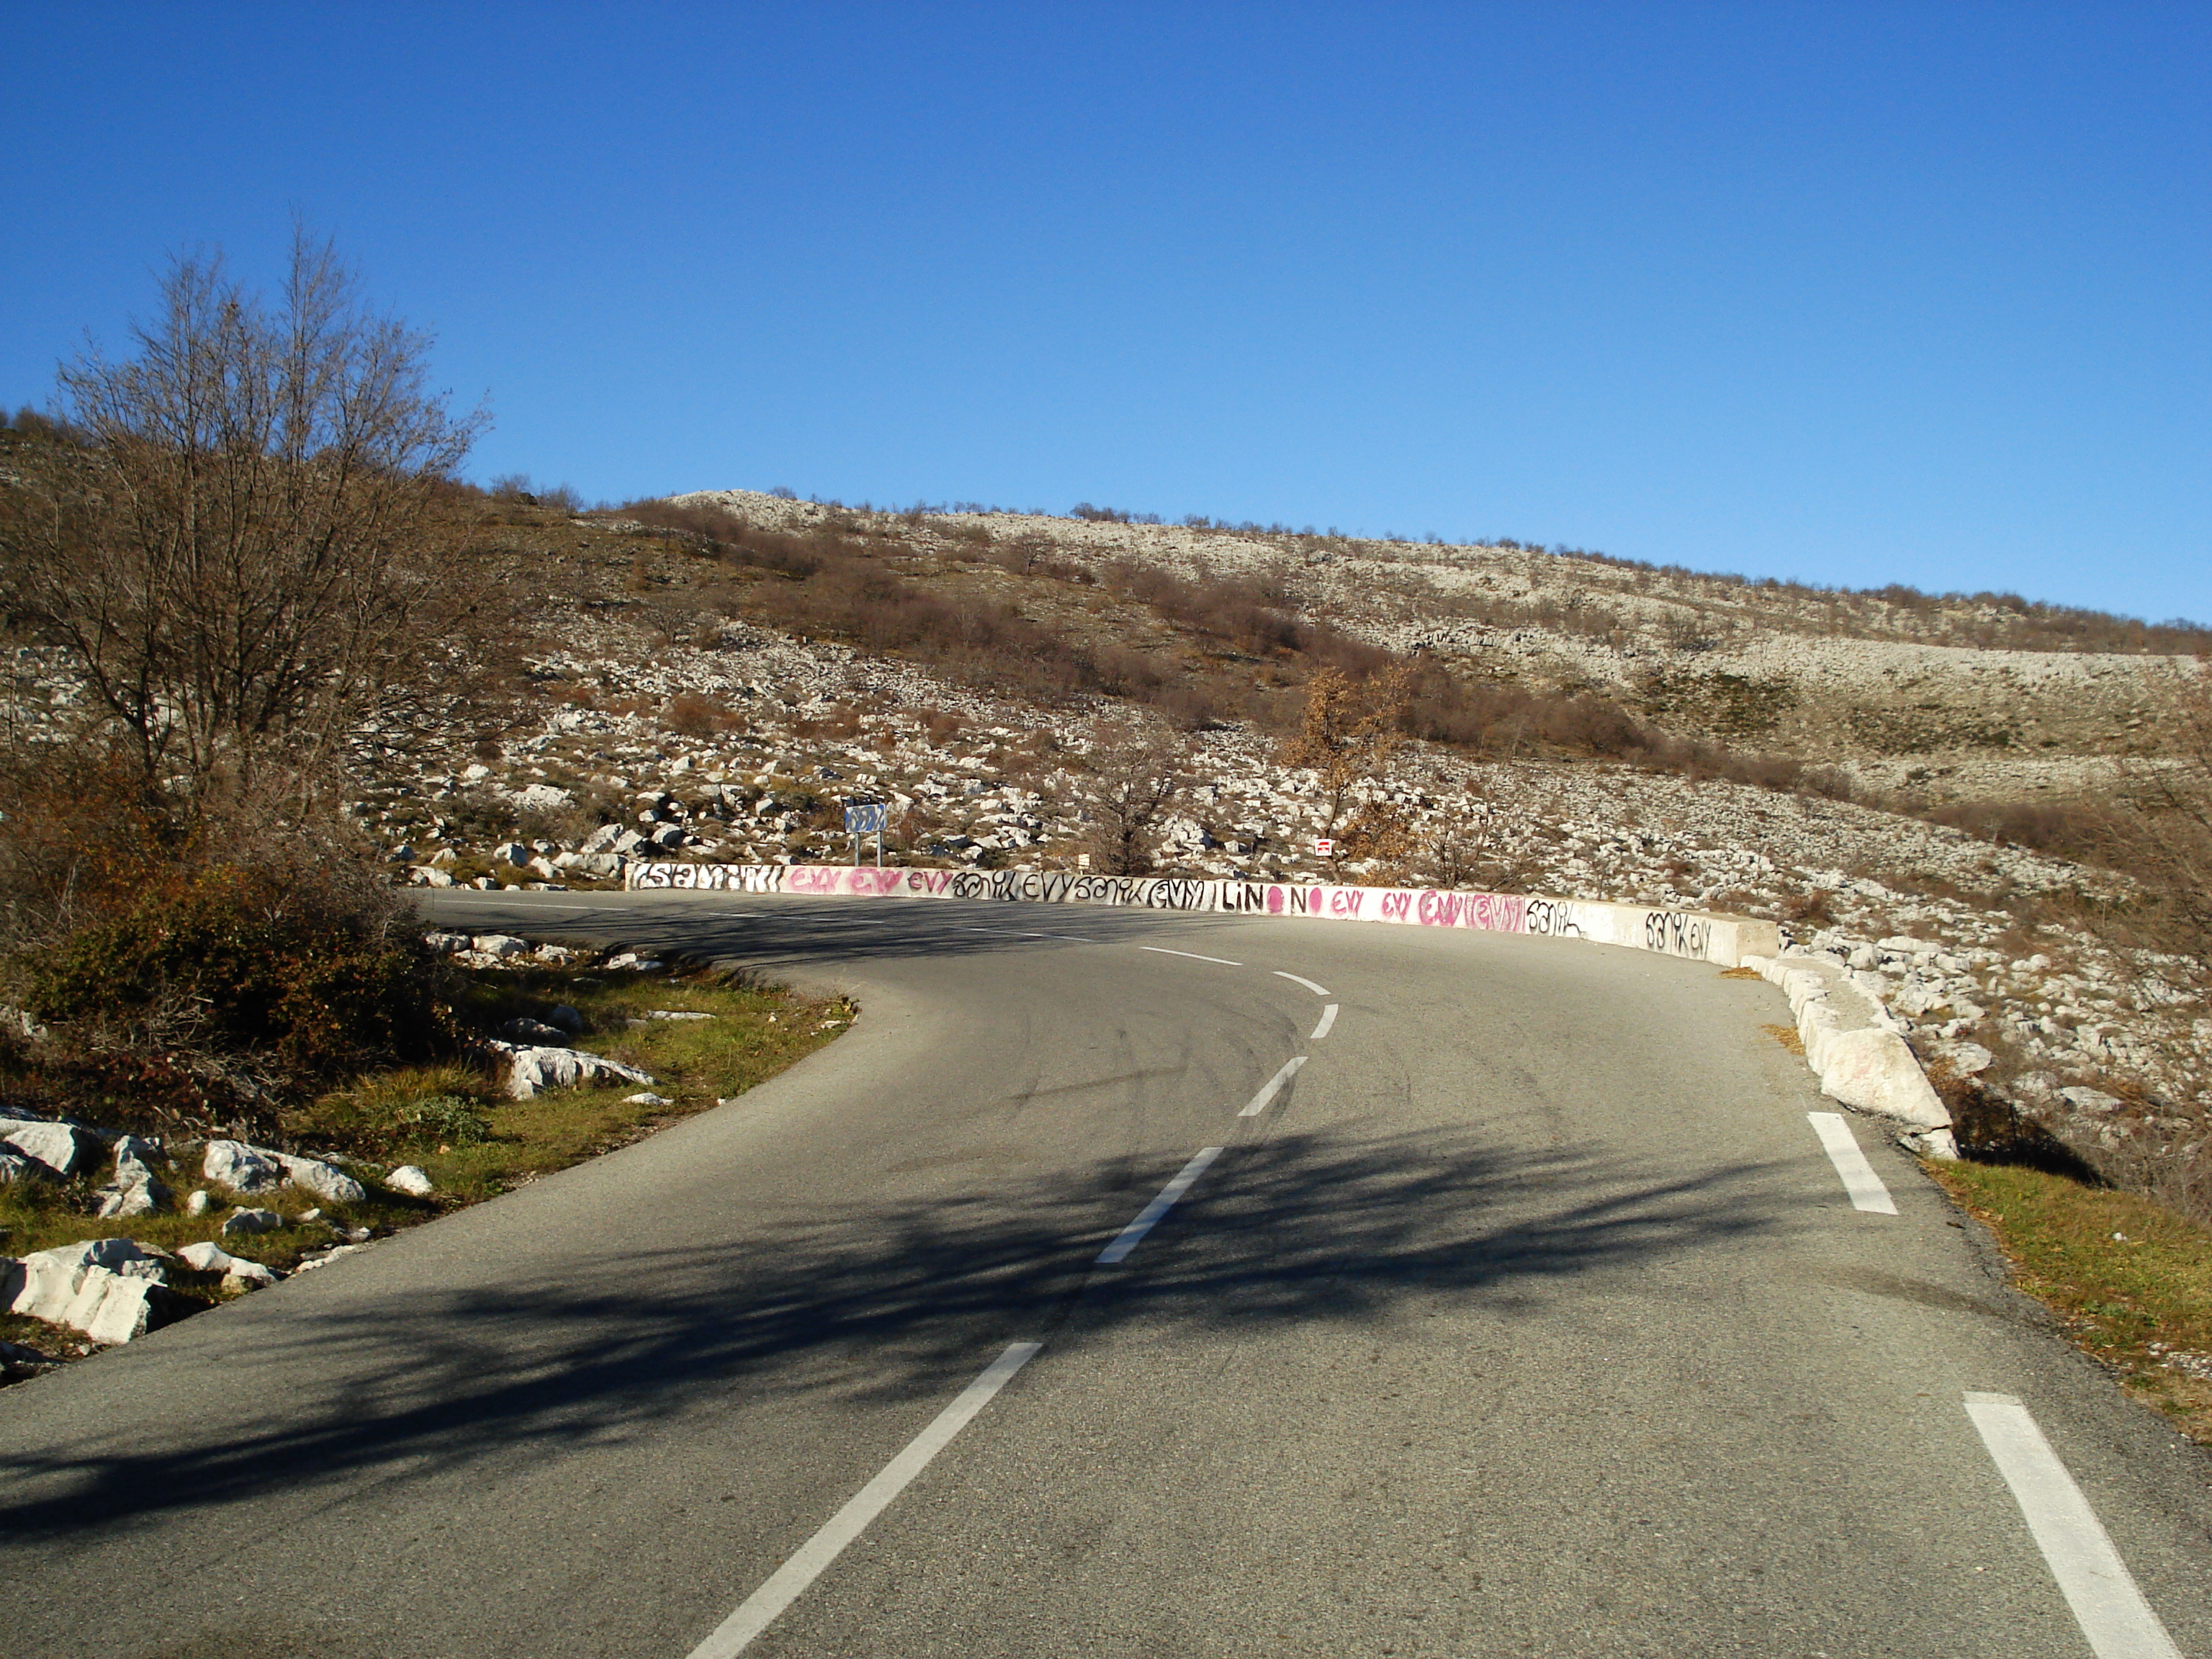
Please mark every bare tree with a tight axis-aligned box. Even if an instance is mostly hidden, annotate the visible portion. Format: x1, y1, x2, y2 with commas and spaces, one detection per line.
0, 228, 486, 824
1281, 663, 1413, 840
1075, 720, 1187, 876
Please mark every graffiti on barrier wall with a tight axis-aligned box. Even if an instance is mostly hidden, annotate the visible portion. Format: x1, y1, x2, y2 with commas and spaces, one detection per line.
624, 860, 1740, 963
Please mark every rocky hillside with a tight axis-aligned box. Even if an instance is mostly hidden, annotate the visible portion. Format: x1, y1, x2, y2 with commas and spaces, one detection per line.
3, 456, 2206, 1214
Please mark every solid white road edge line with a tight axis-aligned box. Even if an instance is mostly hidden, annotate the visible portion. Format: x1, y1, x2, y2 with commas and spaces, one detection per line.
685, 1342, 1044, 1659
1310, 1004, 1339, 1040
1096, 1146, 1226, 1264
1963, 1392, 2183, 1659
1272, 971, 1332, 996
1140, 945, 1244, 966
1239, 1056, 1308, 1118
1806, 1111, 1899, 1215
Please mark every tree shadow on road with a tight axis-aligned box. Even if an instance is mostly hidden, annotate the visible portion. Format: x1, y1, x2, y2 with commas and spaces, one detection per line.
0, 1125, 1797, 1537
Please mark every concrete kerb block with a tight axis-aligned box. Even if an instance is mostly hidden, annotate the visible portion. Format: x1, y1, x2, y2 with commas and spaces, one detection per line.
1748, 950, 1954, 1151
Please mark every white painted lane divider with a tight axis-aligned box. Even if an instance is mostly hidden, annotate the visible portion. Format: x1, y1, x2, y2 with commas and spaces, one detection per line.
1310, 1004, 1339, 1040
1238, 1055, 1308, 1118
1272, 970, 1331, 996
685, 1341, 1043, 1659
1096, 1146, 1226, 1264
1807, 1111, 1898, 1215
1964, 1392, 2183, 1659
1140, 945, 1243, 966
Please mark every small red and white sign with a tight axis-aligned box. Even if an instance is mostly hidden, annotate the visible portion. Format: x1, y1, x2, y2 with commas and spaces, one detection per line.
1314, 838, 1335, 858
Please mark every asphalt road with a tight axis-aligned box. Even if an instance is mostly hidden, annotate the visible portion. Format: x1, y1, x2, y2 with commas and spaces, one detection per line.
4, 888, 2208, 1659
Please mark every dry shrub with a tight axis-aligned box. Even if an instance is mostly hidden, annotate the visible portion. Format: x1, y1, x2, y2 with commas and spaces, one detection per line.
8, 853, 455, 1139
1925, 796, 2108, 860
667, 691, 742, 737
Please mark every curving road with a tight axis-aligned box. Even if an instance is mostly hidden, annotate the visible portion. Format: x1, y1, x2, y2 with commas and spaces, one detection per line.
4, 888, 2207, 1658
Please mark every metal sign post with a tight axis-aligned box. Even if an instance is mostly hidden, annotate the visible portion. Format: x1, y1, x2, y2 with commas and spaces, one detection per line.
845, 801, 888, 866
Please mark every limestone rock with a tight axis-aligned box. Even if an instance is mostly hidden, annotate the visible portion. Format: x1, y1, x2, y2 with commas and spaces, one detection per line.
96, 1180, 171, 1218
2060, 1086, 2123, 1115
7, 1238, 178, 1344
0, 1147, 54, 1184
386, 1164, 434, 1197
222, 1208, 284, 1236
184, 1189, 213, 1216
472, 934, 531, 957
278, 1154, 368, 1207
1, 1118, 96, 1178
499, 1017, 571, 1044
490, 1041, 657, 1100
204, 1139, 288, 1194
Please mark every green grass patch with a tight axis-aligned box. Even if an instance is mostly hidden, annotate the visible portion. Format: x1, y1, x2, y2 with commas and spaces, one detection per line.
0, 966, 850, 1369
1928, 1159, 2212, 1445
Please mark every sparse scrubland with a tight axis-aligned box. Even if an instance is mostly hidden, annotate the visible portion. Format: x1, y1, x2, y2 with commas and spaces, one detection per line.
6, 248, 2212, 1424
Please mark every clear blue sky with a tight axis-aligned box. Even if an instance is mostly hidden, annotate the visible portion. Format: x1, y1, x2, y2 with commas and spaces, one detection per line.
5, 4, 2207, 622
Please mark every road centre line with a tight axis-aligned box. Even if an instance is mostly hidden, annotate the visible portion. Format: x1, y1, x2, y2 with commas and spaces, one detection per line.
1239, 1056, 1308, 1118
1096, 1146, 1226, 1264
1272, 970, 1332, 996
1310, 1004, 1339, 1040
1963, 1392, 2182, 1659
1806, 1112, 1898, 1215
685, 1342, 1043, 1659
1140, 945, 1244, 966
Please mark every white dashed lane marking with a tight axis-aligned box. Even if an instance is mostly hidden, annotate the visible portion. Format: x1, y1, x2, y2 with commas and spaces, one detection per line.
687, 1342, 1043, 1658
1140, 945, 1244, 966
1272, 971, 1331, 995
1964, 1392, 2183, 1659
1238, 1056, 1308, 1118
1096, 1146, 1226, 1264
1310, 1004, 1339, 1040
1806, 1111, 1898, 1215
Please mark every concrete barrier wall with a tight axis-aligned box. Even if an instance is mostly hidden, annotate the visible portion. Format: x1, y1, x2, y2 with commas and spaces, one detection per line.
625, 861, 1779, 968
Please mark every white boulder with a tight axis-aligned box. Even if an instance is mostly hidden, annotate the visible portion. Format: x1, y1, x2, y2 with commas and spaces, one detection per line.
0, 1147, 54, 1184
278, 1154, 367, 1207
491, 1041, 656, 1100
6, 1238, 175, 1344
385, 1164, 434, 1197
1, 1118, 96, 1178
204, 1139, 288, 1194
222, 1208, 284, 1236
2060, 1086, 2123, 1115
472, 934, 531, 957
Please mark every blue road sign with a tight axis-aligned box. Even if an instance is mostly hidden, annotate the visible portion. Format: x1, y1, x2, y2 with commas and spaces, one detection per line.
844, 802, 889, 834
